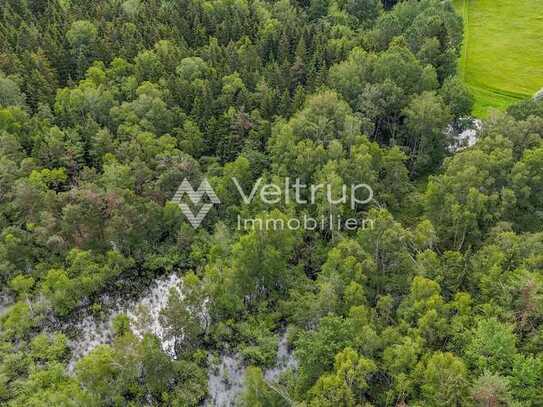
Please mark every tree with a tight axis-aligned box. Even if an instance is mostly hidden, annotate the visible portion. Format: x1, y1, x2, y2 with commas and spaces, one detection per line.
344, 0, 382, 27
424, 134, 514, 250
509, 354, 543, 404
1, 1, 543, 406
30, 333, 68, 362
402, 91, 451, 175
230, 210, 300, 304
160, 272, 208, 354
309, 347, 377, 406
440, 76, 474, 119
418, 352, 468, 406
308, 0, 329, 21
465, 318, 517, 375
239, 366, 289, 407
382, 336, 423, 404
511, 146, 543, 231
0, 74, 25, 107
295, 316, 356, 393
471, 373, 512, 407
66, 20, 98, 78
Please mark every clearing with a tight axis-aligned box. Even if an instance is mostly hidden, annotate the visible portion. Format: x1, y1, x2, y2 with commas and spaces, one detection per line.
453, 0, 543, 116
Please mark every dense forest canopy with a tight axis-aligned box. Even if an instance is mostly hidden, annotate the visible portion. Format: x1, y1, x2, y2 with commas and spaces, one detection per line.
1, 0, 543, 405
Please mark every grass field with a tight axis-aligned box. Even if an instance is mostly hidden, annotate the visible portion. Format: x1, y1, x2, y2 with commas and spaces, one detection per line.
453, 0, 543, 117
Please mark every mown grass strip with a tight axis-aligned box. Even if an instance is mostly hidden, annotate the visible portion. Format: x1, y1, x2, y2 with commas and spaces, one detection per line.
453, 0, 543, 117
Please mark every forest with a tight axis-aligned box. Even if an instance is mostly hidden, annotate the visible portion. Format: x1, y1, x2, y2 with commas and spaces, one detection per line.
1, 0, 543, 405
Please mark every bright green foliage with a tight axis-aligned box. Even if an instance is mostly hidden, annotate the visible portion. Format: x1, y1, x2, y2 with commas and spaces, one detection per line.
160, 272, 208, 354
308, 347, 377, 406
239, 366, 289, 406
465, 318, 518, 375
0, 0, 542, 406
75, 332, 207, 406
295, 316, 357, 394
417, 352, 468, 406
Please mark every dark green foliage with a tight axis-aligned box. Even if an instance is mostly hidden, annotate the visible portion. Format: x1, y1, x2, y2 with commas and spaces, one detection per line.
0, 1, 542, 406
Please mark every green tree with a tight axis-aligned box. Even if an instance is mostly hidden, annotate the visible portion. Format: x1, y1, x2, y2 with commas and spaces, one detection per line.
309, 347, 377, 406
418, 352, 468, 406
160, 272, 208, 354
66, 20, 98, 78
465, 318, 517, 375
471, 373, 512, 407
239, 366, 290, 406
402, 91, 451, 175
0, 74, 25, 107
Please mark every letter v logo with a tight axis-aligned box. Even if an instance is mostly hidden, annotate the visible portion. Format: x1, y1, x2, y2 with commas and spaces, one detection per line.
171, 178, 220, 228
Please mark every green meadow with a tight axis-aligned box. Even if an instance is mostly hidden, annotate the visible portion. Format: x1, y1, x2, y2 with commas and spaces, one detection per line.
453, 0, 543, 116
